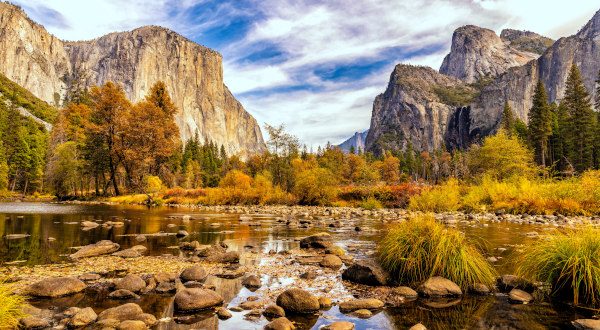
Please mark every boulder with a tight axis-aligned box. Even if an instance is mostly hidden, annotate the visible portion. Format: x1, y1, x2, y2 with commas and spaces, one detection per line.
19, 316, 50, 329
409, 324, 427, 330
26, 277, 86, 297
115, 274, 146, 293
318, 297, 332, 309
497, 274, 532, 292
508, 288, 533, 304
69, 240, 120, 259
98, 303, 143, 321
320, 254, 343, 269
322, 321, 355, 330
176, 230, 189, 237
134, 313, 157, 327
341, 260, 389, 286
353, 309, 372, 318
69, 307, 97, 327
572, 319, 600, 330
154, 272, 177, 283
117, 320, 147, 330
338, 299, 384, 312
174, 288, 224, 312
242, 275, 261, 289
300, 270, 318, 280
418, 277, 462, 297
393, 286, 418, 298
300, 232, 332, 249
180, 266, 208, 282
263, 304, 286, 318
264, 317, 295, 330
276, 288, 320, 314
206, 251, 240, 263
112, 247, 144, 258
109, 289, 140, 299
155, 281, 176, 293
216, 307, 232, 320
470, 283, 491, 295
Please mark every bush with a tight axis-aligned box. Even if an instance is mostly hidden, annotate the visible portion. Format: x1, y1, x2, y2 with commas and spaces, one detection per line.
337, 183, 421, 208
359, 197, 383, 210
293, 168, 337, 205
517, 227, 600, 306
219, 170, 252, 190
378, 214, 497, 289
409, 178, 461, 212
0, 281, 26, 329
144, 175, 163, 194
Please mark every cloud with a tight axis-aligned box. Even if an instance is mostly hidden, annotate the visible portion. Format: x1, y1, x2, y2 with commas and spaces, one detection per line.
13, 0, 600, 147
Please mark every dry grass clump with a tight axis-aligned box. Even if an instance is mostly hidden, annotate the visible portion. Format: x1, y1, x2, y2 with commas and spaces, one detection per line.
0, 281, 26, 329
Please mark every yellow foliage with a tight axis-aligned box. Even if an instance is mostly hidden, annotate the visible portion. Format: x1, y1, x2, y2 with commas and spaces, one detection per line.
144, 175, 163, 194
293, 167, 337, 205
409, 178, 461, 212
219, 170, 252, 190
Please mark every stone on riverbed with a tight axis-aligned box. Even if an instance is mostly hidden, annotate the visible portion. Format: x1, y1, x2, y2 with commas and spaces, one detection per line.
180, 265, 208, 282
19, 316, 50, 329
242, 274, 261, 289
206, 250, 240, 263
470, 283, 491, 295
300, 232, 332, 249
174, 288, 224, 312
112, 245, 147, 258
572, 319, 600, 330
320, 254, 343, 269
98, 303, 144, 322
80, 221, 99, 229
319, 297, 332, 309
109, 289, 140, 299
69, 240, 120, 259
276, 288, 320, 314
409, 323, 427, 330
263, 304, 286, 318
341, 260, 389, 286
26, 277, 86, 297
265, 317, 295, 330
508, 288, 533, 304
216, 307, 232, 320
338, 298, 384, 312
353, 309, 372, 318
115, 274, 146, 293
5, 234, 30, 239
69, 307, 97, 327
418, 277, 462, 297
117, 320, 147, 330
322, 321, 355, 330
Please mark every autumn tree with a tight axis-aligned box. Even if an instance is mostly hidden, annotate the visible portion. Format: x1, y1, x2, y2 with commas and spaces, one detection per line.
381, 153, 400, 184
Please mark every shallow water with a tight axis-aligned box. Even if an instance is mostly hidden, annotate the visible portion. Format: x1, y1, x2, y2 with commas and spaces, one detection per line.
0, 202, 593, 329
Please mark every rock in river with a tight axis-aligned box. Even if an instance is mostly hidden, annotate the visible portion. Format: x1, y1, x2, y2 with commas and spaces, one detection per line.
265, 317, 295, 330
341, 260, 389, 286
320, 254, 343, 269
19, 316, 50, 329
98, 303, 144, 322
174, 288, 224, 312
300, 232, 332, 249
276, 288, 320, 314
69, 307, 97, 327
338, 299, 384, 312
418, 277, 462, 297
322, 321, 355, 330
508, 288, 533, 304
180, 265, 208, 282
242, 274, 261, 289
572, 319, 600, 330
26, 277, 86, 297
115, 274, 146, 293
263, 304, 286, 318
69, 240, 120, 259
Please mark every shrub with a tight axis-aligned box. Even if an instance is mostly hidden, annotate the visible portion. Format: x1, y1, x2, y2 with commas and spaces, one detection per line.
378, 214, 497, 289
0, 281, 26, 329
359, 197, 383, 210
517, 226, 600, 306
293, 168, 337, 205
144, 175, 163, 194
408, 178, 461, 212
219, 170, 252, 190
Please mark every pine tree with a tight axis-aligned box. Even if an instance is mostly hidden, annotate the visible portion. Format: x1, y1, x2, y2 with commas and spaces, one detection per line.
528, 80, 553, 167
562, 64, 596, 172
500, 101, 516, 135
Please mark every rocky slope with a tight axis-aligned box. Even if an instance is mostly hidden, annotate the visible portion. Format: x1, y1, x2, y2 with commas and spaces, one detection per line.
0, 3, 265, 157
367, 9, 599, 154
365, 65, 473, 154
338, 130, 368, 153
439, 25, 544, 83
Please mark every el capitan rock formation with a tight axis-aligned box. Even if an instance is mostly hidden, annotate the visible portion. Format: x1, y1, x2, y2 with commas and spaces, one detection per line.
0, 2, 265, 157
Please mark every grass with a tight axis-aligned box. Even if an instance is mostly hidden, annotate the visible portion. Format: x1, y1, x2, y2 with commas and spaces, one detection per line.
359, 197, 383, 210
408, 178, 461, 212
378, 214, 497, 289
517, 226, 600, 306
0, 281, 26, 329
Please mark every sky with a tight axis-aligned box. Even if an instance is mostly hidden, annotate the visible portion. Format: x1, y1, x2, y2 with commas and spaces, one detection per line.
14, 0, 600, 147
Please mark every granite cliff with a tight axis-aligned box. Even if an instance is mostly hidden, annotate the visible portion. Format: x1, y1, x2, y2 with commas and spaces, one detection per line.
338, 130, 368, 153
0, 2, 265, 157
366, 9, 599, 155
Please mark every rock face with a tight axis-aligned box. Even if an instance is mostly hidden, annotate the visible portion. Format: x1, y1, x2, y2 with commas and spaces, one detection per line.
366, 9, 600, 154
440, 25, 542, 83
0, 3, 265, 157
365, 65, 468, 155
338, 130, 368, 153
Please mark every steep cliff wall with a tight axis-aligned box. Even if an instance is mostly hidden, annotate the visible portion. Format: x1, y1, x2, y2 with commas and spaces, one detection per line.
0, 3, 265, 157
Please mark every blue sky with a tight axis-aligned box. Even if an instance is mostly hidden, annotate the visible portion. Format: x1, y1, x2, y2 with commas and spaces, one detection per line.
15, 0, 600, 147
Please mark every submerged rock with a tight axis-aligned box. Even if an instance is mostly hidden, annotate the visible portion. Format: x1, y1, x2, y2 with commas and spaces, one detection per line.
216, 307, 232, 320
265, 317, 295, 330
180, 265, 208, 282
418, 277, 462, 297
69, 307, 97, 327
69, 240, 120, 259
572, 319, 600, 330
276, 288, 320, 314
98, 303, 144, 322
174, 288, 224, 312
320, 254, 343, 269
341, 260, 389, 286
338, 299, 384, 312
300, 232, 332, 249
409, 323, 427, 330
26, 277, 86, 297
117, 320, 146, 330
242, 274, 261, 289
19, 316, 50, 329
322, 321, 355, 330
115, 274, 146, 293
508, 288, 533, 304
263, 304, 286, 318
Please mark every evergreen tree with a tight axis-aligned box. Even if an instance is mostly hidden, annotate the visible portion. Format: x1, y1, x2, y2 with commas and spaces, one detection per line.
562, 64, 596, 172
500, 101, 516, 135
528, 80, 553, 167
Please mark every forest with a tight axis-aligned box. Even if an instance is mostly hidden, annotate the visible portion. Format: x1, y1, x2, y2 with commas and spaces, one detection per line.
1, 64, 600, 215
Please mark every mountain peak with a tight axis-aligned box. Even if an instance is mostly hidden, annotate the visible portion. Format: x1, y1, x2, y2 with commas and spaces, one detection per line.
577, 9, 600, 40
500, 29, 554, 55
